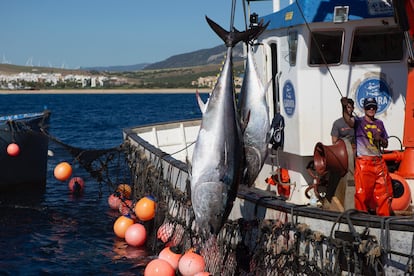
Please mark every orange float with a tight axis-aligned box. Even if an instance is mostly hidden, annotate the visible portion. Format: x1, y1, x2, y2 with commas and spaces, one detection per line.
113, 215, 134, 239
108, 194, 122, 210
144, 258, 175, 276
158, 246, 182, 270
116, 184, 132, 199
390, 173, 412, 211
178, 250, 205, 276
125, 223, 147, 247
7, 143, 20, 156
134, 196, 156, 221
54, 162, 73, 181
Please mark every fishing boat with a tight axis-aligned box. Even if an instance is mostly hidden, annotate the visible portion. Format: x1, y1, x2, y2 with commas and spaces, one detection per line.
123, 0, 414, 274
0, 110, 51, 193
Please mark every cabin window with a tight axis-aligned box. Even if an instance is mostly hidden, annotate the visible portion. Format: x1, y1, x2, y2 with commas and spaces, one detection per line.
288, 30, 298, 66
309, 31, 343, 65
350, 28, 403, 62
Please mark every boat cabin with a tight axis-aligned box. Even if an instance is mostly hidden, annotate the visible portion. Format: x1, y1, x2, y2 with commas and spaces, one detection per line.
249, 0, 408, 204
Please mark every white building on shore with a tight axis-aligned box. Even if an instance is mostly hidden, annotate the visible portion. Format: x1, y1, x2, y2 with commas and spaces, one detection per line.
0, 71, 109, 89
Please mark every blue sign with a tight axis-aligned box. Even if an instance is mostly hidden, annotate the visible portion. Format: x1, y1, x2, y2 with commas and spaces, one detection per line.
355, 77, 391, 114
283, 80, 296, 116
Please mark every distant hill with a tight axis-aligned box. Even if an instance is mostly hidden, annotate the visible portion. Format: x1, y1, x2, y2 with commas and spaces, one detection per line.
0, 43, 245, 74
144, 44, 244, 70
81, 43, 244, 72
81, 63, 150, 72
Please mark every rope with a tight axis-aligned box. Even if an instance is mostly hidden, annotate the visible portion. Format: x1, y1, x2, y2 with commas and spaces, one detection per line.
295, 0, 344, 98
230, 0, 237, 31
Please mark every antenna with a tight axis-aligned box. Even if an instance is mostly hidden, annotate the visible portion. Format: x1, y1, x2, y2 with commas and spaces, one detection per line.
2, 53, 10, 64
25, 57, 33, 67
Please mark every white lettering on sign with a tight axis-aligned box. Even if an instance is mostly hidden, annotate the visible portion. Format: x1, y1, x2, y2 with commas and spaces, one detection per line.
367, 0, 393, 15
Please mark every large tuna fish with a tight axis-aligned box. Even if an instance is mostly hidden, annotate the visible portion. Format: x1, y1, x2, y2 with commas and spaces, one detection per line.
190, 16, 262, 236
238, 22, 271, 187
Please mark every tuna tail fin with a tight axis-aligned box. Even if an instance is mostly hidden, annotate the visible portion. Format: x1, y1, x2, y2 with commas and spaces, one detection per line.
205, 16, 265, 48
235, 19, 270, 43
250, 19, 270, 41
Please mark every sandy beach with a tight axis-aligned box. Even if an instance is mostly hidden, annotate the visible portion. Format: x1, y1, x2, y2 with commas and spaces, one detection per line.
0, 88, 211, 94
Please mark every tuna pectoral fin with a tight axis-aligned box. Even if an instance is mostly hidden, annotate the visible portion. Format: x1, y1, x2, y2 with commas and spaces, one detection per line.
241, 110, 251, 133
186, 157, 192, 176
243, 146, 263, 186
196, 89, 207, 113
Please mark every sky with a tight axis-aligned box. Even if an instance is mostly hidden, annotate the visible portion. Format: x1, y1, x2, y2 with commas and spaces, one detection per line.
0, 0, 271, 68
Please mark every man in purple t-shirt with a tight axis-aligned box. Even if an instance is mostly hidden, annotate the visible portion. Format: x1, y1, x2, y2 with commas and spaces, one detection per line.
341, 97, 393, 216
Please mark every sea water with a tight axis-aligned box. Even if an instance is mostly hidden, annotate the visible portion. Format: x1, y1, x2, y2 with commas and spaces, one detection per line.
0, 93, 204, 275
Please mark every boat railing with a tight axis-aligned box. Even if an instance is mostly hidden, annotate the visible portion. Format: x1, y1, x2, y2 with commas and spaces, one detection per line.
124, 119, 200, 164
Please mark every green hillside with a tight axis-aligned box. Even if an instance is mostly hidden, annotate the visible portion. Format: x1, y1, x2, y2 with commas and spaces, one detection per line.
0, 61, 244, 89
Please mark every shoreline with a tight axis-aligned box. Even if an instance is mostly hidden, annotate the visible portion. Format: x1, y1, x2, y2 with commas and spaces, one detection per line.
0, 88, 211, 94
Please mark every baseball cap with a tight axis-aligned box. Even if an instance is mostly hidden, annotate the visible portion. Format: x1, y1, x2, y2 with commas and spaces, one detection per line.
363, 97, 377, 109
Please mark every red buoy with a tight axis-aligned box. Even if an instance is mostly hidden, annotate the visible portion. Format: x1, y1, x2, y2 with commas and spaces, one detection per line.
178, 250, 205, 276
7, 143, 20, 157
54, 162, 72, 181
68, 177, 84, 194
108, 194, 122, 210
144, 259, 175, 276
158, 246, 182, 270
125, 223, 147, 247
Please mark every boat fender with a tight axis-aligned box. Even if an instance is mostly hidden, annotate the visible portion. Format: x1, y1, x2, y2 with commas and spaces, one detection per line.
390, 173, 411, 211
